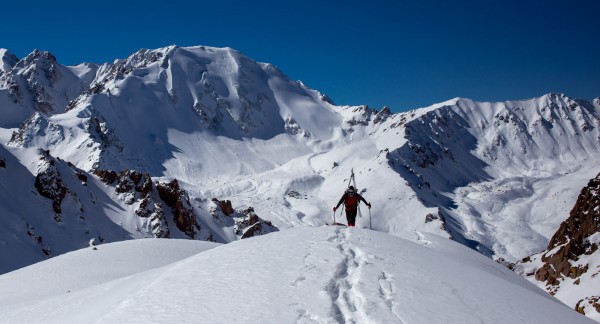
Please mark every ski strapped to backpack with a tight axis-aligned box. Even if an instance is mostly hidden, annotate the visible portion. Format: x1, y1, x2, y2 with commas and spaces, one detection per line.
347, 168, 363, 219
331, 168, 372, 229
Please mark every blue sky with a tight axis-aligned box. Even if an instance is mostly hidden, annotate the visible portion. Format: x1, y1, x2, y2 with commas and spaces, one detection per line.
1, 0, 599, 111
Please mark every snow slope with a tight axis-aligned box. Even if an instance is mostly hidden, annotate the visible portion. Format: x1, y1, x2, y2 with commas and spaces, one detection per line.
0, 238, 219, 306
0, 227, 592, 324
388, 94, 600, 260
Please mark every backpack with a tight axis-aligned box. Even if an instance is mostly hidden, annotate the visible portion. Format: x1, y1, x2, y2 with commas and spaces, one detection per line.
344, 193, 359, 210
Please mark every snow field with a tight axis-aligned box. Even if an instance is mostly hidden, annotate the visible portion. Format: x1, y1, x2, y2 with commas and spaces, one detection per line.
0, 238, 220, 306
0, 227, 592, 323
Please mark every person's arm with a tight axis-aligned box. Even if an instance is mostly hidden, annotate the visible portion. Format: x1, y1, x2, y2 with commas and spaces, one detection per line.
359, 194, 371, 208
334, 193, 346, 210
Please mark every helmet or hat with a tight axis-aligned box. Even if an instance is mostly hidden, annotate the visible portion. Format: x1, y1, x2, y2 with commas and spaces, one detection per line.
347, 186, 355, 193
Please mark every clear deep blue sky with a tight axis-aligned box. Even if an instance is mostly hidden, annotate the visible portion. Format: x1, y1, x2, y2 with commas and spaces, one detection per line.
2, 0, 599, 111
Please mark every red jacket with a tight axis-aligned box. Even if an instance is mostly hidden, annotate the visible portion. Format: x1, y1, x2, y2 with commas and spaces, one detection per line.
336, 192, 368, 211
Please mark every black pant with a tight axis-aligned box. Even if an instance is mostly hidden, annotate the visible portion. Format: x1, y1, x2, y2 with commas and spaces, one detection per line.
346, 209, 357, 226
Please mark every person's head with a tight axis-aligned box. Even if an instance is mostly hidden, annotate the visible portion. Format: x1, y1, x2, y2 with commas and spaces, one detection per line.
347, 186, 355, 196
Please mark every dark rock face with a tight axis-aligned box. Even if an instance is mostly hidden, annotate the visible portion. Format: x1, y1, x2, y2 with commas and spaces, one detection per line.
17, 50, 60, 114
115, 170, 153, 195
94, 170, 118, 184
96, 169, 153, 197
25, 222, 51, 257
212, 198, 234, 216
576, 296, 600, 316
96, 168, 171, 238
547, 174, 600, 252
85, 116, 124, 153
210, 199, 278, 239
157, 179, 200, 239
75, 170, 87, 183
34, 151, 67, 214
425, 213, 438, 223
535, 172, 600, 288
0, 158, 5, 168
373, 106, 391, 124
235, 207, 277, 239
93, 170, 276, 241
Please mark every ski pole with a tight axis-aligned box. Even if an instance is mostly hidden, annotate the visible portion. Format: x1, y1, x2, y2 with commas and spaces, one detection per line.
369, 206, 372, 229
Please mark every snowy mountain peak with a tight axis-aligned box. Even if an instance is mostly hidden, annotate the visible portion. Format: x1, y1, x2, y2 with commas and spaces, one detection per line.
17, 49, 57, 66
0, 48, 18, 72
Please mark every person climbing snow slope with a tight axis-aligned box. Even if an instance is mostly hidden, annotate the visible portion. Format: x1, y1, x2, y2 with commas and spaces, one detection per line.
333, 186, 371, 227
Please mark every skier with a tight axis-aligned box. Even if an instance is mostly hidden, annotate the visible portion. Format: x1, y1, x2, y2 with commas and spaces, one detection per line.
333, 186, 371, 227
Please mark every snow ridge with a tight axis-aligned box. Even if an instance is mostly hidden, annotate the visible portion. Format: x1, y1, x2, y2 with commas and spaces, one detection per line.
1, 227, 594, 323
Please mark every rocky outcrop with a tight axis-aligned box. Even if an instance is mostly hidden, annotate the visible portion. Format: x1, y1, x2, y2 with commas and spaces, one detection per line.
14, 50, 60, 113
148, 203, 170, 238
237, 207, 277, 239
93, 169, 118, 184
534, 172, 600, 287
25, 222, 51, 257
85, 116, 124, 152
341, 105, 393, 131
95, 169, 171, 238
93, 170, 275, 241
373, 106, 391, 124
343, 105, 373, 128
35, 150, 68, 214
511, 172, 600, 321
424, 209, 447, 231
0, 157, 5, 168
114, 170, 152, 196
8, 113, 51, 148
212, 198, 234, 216
1, 50, 88, 117
157, 179, 200, 239
211, 199, 278, 239
576, 296, 600, 316
95, 169, 152, 204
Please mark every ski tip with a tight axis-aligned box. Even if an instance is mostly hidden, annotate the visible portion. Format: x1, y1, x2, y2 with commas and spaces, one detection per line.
327, 222, 347, 226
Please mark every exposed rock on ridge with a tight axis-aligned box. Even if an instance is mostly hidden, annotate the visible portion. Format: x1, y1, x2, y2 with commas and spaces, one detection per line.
35, 150, 68, 214
515, 172, 600, 319
211, 198, 278, 239
534, 173, 600, 288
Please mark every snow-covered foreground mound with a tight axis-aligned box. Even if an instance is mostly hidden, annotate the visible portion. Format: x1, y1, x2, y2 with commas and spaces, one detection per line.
0, 238, 220, 306
0, 227, 591, 323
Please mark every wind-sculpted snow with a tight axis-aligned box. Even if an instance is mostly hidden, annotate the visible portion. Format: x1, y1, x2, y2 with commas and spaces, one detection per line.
0, 227, 592, 323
